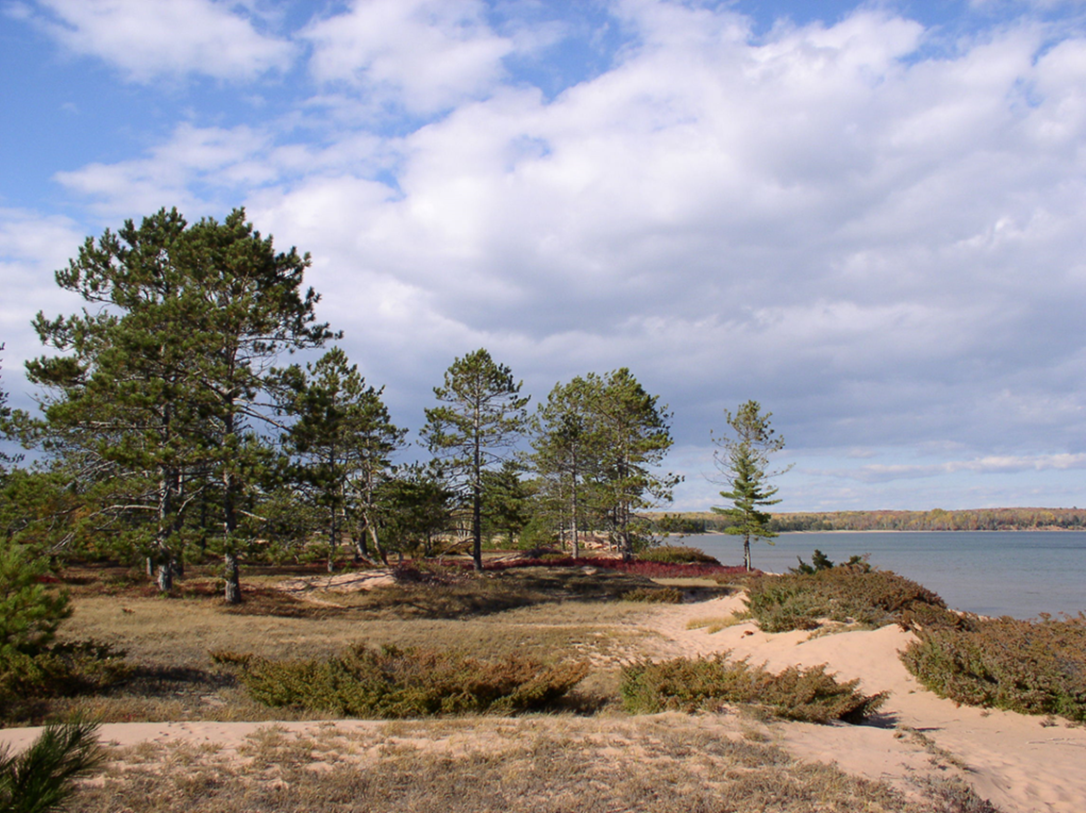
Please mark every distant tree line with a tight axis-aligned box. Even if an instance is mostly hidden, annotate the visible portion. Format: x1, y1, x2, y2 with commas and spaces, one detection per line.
649, 507, 1086, 534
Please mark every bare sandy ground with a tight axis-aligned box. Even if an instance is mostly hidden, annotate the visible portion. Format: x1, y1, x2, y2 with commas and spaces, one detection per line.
646, 595, 1086, 813
3, 593, 1085, 812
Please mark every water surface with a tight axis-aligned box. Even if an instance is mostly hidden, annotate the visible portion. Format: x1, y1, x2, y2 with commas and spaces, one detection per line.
681, 531, 1086, 619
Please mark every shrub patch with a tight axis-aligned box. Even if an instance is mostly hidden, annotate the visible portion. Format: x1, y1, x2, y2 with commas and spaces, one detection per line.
619, 653, 886, 723
212, 644, 589, 718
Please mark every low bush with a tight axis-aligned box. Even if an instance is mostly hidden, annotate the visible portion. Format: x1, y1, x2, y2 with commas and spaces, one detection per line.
0, 641, 132, 723
901, 614, 1086, 722
746, 565, 946, 632
212, 643, 589, 718
620, 587, 683, 604
619, 653, 886, 723
636, 546, 721, 566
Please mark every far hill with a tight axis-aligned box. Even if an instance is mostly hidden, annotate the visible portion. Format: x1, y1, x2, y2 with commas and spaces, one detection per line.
645, 507, 1086, 534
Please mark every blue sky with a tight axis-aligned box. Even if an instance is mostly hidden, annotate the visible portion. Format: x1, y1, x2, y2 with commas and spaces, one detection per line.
3, 0, 1086, 512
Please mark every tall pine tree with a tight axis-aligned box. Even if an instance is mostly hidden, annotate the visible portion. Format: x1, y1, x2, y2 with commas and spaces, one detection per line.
28, 208, 333, 601
421, 349, 529, 572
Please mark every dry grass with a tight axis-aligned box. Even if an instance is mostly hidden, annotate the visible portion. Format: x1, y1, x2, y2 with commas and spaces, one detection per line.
43, 564, 660, 724
68, 715, 983, 813
686, 613, 749, 633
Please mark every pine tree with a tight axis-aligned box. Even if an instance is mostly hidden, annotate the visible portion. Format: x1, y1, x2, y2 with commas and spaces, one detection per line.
592, 369, 680, 560
711, 400, 790, 570
421, 349, 529, 572
273, 347, 404, 570
529, 376, 603, 557
27, 208, 334, 602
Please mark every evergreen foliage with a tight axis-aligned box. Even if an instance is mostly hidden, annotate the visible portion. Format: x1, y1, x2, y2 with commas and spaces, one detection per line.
0, 541, 71, 657
620, 654, 886, 723
272, 347, 404, 570
711, 401, 789, 570
26, 208, 334, 601
212, 644, 588, 717
0, 720, 103, 813
421, 349, 529, 572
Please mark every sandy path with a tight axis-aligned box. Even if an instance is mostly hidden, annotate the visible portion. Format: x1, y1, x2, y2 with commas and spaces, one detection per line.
646, 596, 1086, 813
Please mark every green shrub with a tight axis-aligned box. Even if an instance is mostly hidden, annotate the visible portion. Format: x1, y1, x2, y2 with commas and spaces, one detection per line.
901, 614, 1086, 722
637, 546, 721, 565
619, 654, 886, 723
0, 640, 132, 723
0, 541, 71, 657
620, 586, 683, 603
212, 644, 589, 718
791, 549, 869, 574
746, 566, 946, 632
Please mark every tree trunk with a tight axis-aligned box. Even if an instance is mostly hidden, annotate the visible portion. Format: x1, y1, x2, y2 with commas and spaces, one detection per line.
224, 551, 242, 604
222, 465, 243, 604
570, 484, 580, 559
327, 508, 338, 573
472, 483, 483, 573
369, 521, 388, 566
472, 418, 483, 572
157, 558, 175, 592
743, 535, 752, 571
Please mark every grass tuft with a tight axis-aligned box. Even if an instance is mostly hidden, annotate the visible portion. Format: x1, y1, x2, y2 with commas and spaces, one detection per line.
620, 586, 683, 603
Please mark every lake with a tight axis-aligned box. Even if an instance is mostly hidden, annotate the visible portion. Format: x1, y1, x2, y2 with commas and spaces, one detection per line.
679, 531, 1086, 619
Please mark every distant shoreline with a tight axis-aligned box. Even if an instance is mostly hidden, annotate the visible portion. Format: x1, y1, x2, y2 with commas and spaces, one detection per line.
647, 507, 1086, 534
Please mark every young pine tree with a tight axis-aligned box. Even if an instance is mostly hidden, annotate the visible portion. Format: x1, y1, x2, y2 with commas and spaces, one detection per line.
711, 400, 790, 571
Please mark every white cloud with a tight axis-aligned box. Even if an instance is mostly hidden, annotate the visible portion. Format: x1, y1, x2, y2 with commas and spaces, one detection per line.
0, 209, 90, 405
302, 0, 514, 114
54, 123, 279, 217
23, 2, 1086, 509
28, 0, 295, 81
816, 452, 1086, 483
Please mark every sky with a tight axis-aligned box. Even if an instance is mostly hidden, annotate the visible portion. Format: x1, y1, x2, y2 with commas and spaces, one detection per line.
2, 0, 1086, 513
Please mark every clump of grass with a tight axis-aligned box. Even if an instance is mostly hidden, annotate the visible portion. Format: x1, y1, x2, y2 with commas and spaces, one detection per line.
746, 566, 947, 633
620, 586, 683, 603
211, 643, 589, 718
619, 653, 886, 723
636, 546, 721, 565
687, 613, 748, 633
901, 613, 1086, 722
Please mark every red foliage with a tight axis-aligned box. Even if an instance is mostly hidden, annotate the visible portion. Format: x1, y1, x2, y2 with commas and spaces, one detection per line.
479, 557, 750, 579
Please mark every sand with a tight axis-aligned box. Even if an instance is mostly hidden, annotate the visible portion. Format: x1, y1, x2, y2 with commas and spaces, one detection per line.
3, 594, 1085, 812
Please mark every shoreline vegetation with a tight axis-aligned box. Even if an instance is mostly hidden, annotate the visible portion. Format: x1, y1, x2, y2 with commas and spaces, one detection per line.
647, 506, 1086, 534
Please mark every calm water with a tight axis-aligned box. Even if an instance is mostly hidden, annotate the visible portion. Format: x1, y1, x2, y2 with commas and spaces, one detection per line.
680, 531, 1086, 619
